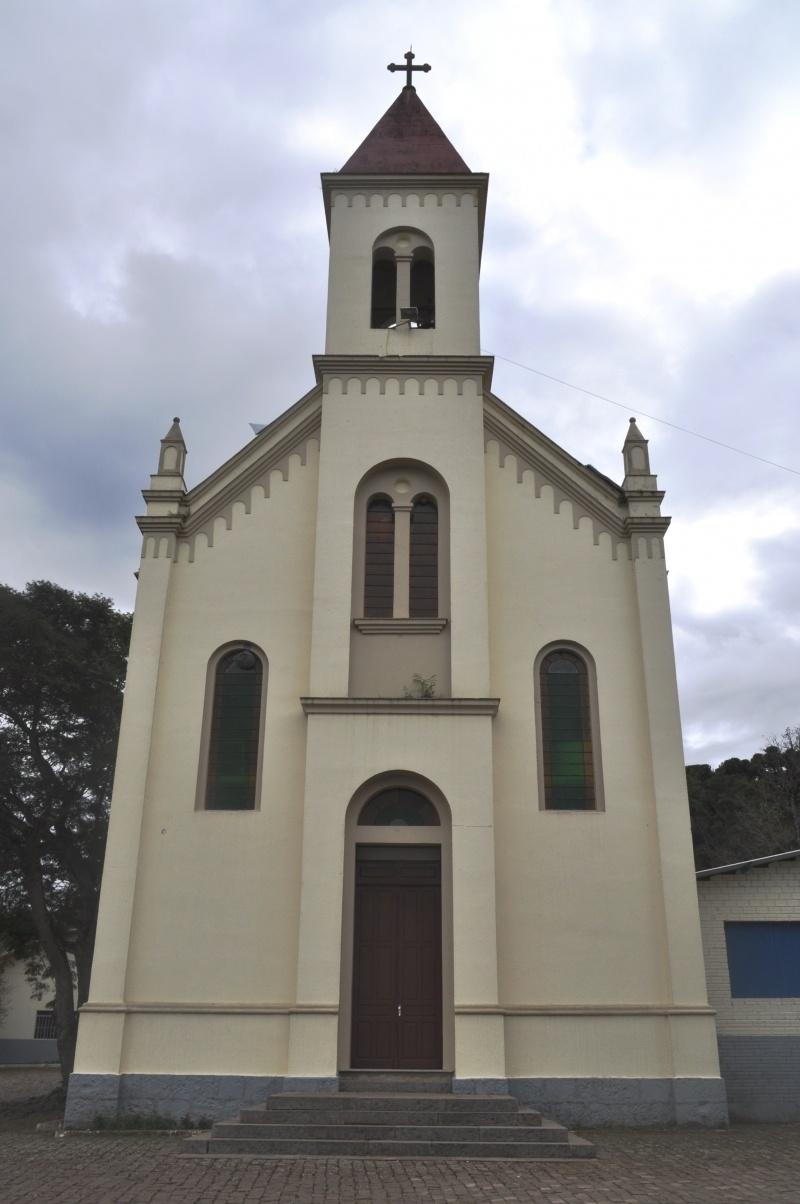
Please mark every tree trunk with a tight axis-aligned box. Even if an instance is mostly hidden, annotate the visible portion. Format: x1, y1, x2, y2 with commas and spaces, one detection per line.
22, 844, 78, 1086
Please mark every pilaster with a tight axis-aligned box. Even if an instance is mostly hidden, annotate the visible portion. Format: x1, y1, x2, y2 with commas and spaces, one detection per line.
632, 551, 711, 1005
74, 424, 185, 1076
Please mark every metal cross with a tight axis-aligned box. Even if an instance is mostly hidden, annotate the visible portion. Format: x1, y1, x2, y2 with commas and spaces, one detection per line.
387, 49, 431, 89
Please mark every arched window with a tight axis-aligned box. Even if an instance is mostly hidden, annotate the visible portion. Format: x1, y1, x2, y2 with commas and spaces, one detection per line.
410, 247, 435, 328
358, 787, 440, 826
205, 648, 263, 810
364, 496, 395, 617
370, 230, 434, 330
409, 495, 438, 618
371, 250, 396, 328
540, 649, 596, 810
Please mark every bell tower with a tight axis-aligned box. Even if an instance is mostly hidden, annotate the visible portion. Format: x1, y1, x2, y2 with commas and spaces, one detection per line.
321, 59, 488, 357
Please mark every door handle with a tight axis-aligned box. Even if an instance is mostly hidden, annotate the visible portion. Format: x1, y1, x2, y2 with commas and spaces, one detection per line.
397, 1004, 402, 1017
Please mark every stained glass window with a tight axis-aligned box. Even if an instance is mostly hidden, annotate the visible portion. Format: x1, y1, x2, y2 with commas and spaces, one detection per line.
205, 648, 262, 810
409, 495, 438, 617
541, 650, 595, 810
364, 496, 395, 617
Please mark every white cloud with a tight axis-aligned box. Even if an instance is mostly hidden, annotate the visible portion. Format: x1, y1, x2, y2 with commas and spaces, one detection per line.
2, 0, 799, 765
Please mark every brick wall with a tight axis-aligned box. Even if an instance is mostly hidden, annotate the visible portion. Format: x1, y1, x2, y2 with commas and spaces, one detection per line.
698, 858, 800, 1120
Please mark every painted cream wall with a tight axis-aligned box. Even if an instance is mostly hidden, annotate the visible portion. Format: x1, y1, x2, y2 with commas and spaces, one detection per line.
485, 445, 720, 1078
76, 445, 319, 1076
324, 189, 482, 356
288, 712, 503, 1079
308, 374, 491, 699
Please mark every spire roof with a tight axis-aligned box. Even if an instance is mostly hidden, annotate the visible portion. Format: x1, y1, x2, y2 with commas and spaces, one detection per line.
339, 87, 470, 175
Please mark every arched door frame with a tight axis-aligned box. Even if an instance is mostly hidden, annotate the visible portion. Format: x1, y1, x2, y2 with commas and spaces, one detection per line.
338, 770, 454, 1071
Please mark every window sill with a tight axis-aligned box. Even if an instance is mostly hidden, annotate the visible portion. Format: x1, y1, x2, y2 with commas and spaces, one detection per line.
353, 617, 448, 635
301, 697, 500, 716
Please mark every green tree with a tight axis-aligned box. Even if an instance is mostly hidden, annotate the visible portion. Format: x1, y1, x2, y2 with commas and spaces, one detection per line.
0, 581, 131, 1084
686, 727, 800, 870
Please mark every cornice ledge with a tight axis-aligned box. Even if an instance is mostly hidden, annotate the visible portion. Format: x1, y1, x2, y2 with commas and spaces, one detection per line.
301, 696, 500, 716
321, 171, 489, 188
79, 1002, 338, 1016
625, 515, 671, 560
454, 1004, 716, 1017
136, 514, 184, 536
141, 488, 186, 505
314, 354, 494, 390
624, 516, 671, 537
353, 617, 448, 635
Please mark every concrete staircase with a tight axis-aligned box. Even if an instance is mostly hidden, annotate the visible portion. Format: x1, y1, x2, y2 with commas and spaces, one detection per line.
185, 1072, 596, 1159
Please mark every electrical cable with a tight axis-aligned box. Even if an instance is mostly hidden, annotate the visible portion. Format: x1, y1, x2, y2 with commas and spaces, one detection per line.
488, 351, 800, 478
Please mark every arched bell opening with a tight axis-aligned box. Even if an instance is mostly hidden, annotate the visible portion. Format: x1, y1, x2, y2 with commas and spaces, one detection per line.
370, 229, 435, 330
339, 772, 454, 1072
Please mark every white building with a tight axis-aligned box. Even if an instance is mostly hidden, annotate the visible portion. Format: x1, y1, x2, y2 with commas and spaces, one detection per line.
698, 850, 800, 1121
0, 958, 58, 1065
66, 72, 727, 1128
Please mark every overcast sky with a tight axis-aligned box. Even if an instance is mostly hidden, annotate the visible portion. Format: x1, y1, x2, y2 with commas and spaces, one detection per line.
2, 0, 799, 766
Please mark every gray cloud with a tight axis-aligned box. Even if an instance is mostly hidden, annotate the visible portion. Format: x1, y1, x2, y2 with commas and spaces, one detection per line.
2, 0, 799, 765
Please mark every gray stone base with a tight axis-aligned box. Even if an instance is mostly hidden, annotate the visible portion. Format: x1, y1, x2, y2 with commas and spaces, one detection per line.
718, 1035, 800, 1122
0, 1038, 58, 1065
453, 1077, 510, 1096
65, 1073, 273, 1129
65, 1071, 729, 1128
507, 1077, 729, 1127
64, 1073, 340, 1129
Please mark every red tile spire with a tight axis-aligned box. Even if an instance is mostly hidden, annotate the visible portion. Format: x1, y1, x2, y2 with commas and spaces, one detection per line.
340, 86, 470, 175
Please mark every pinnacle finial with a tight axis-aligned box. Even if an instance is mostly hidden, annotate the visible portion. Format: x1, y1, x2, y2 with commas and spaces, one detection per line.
156, 416, 187, 478
622, 416, 653, 483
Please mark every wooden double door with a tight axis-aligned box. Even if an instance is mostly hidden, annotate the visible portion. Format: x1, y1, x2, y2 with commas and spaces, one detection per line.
351, 845, 442, 1069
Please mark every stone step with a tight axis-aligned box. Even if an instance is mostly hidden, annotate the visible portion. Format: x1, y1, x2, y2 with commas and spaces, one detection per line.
238, 1106, 539, 1128
187, 1135, 596, 1159
185, 1086, 595, 1161
260, 1092, 520, 1114
209, 1120, 568, 1144
338, 1070, 454, 1094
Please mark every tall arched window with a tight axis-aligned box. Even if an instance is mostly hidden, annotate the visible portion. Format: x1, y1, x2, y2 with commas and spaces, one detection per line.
409, 495, 438, 618
371, 250, 396, 328
540, 649, 596, 810
205, 647, 264, 810
364, 496, 395, 617
410, 247, 435, 328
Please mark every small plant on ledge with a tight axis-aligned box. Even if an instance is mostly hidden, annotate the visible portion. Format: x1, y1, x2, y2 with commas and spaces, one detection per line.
402, 674, 437, 700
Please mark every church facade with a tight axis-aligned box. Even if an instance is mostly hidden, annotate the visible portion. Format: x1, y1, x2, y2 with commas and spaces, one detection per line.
65, 75, 728, 1128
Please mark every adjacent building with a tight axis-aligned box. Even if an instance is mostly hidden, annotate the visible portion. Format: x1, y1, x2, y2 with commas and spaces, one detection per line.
698, 850, 800, 1121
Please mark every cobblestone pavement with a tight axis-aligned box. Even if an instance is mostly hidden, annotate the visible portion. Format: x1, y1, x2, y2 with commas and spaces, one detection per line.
3, 1070, 800, 1204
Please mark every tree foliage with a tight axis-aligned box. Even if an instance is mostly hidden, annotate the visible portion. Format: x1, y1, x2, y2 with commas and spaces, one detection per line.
0, 581, 131, 1083
687, 727, 800, 870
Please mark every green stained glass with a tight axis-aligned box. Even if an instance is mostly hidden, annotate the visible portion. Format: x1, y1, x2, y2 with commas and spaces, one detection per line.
206, 649, 262, 810
541, 651, 595, 810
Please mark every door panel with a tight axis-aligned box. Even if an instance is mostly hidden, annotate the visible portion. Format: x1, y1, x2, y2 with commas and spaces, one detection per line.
351, 847, 442, 1069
